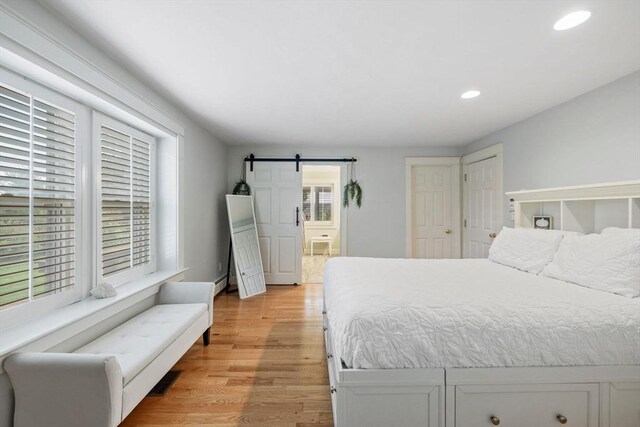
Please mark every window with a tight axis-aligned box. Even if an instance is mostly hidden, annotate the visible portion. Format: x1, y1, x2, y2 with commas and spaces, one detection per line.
97, 115, 155, 285
0, 83, 77, 308
0, 62, 171, 328
302, 185, 333, 223
0, 74, 161, 317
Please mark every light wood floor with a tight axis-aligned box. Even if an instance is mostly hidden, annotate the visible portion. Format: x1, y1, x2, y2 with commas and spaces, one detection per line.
121, 284, 333, 427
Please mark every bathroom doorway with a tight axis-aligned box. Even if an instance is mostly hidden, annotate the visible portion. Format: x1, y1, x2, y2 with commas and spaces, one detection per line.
301, 165, 342, 283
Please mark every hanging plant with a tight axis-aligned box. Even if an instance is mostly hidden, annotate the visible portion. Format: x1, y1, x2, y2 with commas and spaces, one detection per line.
232, 158, 251, 195
343, 159, 363, 208
232, 179, 251, 195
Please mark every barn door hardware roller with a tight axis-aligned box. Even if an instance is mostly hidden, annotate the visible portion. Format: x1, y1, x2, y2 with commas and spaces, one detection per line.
244, 153, 357, 172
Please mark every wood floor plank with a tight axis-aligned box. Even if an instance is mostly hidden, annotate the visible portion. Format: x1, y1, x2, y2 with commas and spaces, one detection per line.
120, 284, 333, 427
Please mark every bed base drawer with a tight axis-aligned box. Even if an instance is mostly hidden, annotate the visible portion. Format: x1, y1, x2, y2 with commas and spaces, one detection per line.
341, 384, 441, 427
454, 383, 599, 427
323, 325, 339, 424
603, 382, 640, 427
323, 318, 444, 427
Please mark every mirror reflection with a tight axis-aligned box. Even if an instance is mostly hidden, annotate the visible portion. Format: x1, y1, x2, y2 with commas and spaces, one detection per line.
226, 195, 266, 299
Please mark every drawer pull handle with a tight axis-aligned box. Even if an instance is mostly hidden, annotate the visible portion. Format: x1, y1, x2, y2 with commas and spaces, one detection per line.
557, 415, 568, 424
327, 353, 333, 359
490, 416, 500, 425
330, 386, 337, 394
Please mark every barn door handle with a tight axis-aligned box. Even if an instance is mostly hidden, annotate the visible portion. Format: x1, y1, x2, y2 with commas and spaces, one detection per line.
296, 207, 300, 226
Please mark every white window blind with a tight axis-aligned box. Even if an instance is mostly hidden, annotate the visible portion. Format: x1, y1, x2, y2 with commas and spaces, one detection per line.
100, 122, 152, 279
302, 185, 333, 223
314, 186, 332, 222
132, 137, 151, 267
302, 186, 311, 221
0, 83, 76, 308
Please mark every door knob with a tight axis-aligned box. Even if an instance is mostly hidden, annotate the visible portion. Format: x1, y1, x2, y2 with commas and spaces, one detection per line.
490, 415, 500, 425
489, 232, 497, 238
445, 229, 452, 234
557, 415, 567, 424
241, 272, 246, 276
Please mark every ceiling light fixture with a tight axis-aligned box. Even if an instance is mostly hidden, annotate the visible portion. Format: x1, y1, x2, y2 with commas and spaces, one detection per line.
553, 11, 591, 31
461, 90, 481, 99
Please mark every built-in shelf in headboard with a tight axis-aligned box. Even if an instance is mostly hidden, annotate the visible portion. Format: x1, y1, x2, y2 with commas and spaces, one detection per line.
506, 180, 640, 233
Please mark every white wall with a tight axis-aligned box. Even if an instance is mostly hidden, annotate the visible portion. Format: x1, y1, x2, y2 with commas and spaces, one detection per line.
464, 71, 640, 226
1, 0, 229, 282
228, 145, 461, 258
183, 123, 228, 280
0, 2, 228, 425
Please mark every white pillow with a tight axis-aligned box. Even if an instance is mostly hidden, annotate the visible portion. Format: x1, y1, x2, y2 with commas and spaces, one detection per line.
488, 227, 565, 273
90, 282, 117, 299
601, 226, 640, 236
542, 231, 640, 297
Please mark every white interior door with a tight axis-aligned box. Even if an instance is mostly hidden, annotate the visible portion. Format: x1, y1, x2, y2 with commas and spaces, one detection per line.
463, 156, 500, 258
226, 195, 266, 299
410, 165, 454, 258
233, 224, 266, 298
247, 162, 302, 284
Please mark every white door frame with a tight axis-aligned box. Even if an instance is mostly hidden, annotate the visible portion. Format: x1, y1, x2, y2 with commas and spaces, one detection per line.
405, 157, 461, 258
339, 162, 349, 255
301, 162, 349, 256
461, 143, 504, 256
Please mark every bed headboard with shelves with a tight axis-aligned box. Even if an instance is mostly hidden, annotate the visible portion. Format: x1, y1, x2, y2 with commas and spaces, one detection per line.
507, 180, 640, 233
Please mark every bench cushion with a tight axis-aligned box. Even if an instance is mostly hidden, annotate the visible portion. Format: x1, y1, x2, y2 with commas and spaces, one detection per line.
75, 303, 207, 384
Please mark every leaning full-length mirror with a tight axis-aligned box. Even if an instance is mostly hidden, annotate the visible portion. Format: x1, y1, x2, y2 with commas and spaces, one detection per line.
226, 195, 267, 299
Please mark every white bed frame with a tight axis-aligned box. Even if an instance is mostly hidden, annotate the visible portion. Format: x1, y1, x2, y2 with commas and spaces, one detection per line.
324, 181, 640, 427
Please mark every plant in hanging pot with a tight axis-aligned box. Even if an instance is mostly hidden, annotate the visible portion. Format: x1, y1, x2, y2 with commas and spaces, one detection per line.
343, 180, 363, 207
343, 160, 363, 208
232, 156, 252, 195
232, 179, 251, 195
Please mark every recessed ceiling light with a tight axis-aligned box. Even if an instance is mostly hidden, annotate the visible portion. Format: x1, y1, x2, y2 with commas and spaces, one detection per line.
553, 11, 591, 31
461, 90, 481, 99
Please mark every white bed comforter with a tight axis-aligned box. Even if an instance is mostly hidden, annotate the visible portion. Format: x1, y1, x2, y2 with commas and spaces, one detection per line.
323, 257, 640, 369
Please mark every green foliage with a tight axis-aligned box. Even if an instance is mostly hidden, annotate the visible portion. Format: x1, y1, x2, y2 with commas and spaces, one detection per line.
232, 179, 251, 195
343, 179, 363, 208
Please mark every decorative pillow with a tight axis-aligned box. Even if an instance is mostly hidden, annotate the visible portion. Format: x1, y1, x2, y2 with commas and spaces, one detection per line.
601, 226, 640, 236
488, 226, 565, 274
542, 231, 640, 297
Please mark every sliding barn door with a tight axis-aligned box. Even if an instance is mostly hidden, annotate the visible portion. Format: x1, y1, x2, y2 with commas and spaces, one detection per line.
247, 162, 302, 284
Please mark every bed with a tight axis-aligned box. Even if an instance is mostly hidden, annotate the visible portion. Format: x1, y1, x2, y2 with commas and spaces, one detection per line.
322, 181, 640, 427
324, 258, 640, 371
323, 257, 640, 427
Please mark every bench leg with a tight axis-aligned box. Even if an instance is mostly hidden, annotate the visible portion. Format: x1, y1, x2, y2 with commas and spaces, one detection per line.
203, 327, 211, 346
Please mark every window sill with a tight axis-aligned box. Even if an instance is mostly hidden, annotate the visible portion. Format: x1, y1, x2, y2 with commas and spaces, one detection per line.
0, 269, 187, 367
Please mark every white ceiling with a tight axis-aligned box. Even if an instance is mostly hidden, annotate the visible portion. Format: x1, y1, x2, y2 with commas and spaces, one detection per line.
40, 0, 640, 147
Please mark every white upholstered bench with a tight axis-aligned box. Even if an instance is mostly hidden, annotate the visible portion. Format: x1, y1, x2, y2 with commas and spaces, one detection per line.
4, 281, 214, 427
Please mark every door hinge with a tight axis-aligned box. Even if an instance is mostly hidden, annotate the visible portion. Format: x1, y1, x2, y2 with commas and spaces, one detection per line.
464, 219, 467, 227
464, 173, 467, 182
